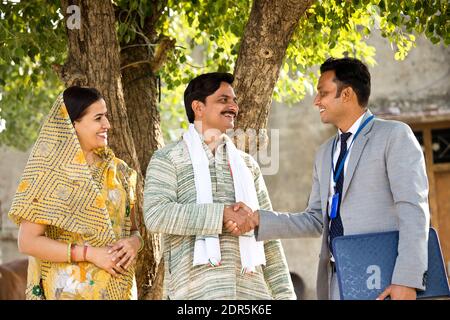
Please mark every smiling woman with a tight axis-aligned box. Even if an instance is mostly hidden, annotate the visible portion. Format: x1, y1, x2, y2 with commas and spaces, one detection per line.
7, 87, 144, 300
64, 87, 111, 165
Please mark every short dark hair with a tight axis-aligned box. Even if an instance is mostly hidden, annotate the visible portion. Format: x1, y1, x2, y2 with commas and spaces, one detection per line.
320, 57, 371, 108
184, 72, 234, 123
63, 86, 103, 122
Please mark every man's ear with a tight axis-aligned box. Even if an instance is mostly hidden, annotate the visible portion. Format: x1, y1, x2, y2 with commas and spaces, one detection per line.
341, 87, 353, 103
192, 100, 203, 119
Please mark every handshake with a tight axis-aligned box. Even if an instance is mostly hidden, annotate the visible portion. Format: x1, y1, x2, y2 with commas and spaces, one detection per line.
223, 202, 259, 236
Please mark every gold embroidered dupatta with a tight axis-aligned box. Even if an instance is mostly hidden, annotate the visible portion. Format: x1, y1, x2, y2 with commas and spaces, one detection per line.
8, 94, 136, 299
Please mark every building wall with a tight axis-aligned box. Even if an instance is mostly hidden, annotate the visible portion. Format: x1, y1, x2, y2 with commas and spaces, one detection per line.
0, 147, 29, 264
0, 147, 30, 239
369, 35, 450, 103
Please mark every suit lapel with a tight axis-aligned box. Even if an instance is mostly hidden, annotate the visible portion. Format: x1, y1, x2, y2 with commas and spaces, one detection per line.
342, 111, 375, 199
320, 137, 335, 214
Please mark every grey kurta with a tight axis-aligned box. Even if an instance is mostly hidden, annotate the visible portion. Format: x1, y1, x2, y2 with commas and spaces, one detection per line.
144, 138, 295, 300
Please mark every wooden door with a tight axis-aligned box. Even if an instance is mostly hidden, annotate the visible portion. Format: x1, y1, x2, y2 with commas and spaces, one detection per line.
435, 172, 450, 276
411, 121, 450, 280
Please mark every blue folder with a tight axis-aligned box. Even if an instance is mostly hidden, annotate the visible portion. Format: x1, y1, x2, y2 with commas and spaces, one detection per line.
332, 228, 450, 300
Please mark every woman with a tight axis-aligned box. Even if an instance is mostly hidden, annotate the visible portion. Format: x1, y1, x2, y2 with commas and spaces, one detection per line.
8, 86, 143, 300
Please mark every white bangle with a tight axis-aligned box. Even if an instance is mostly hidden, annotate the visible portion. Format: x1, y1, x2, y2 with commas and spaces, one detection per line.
131, 230, 144, 253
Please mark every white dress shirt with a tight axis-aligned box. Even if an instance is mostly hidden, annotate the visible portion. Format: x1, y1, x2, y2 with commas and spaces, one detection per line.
328, 112, 366, 261
328, 112, 366, 198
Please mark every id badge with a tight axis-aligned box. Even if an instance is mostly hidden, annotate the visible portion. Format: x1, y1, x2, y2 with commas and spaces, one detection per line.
329, 193, 340, 219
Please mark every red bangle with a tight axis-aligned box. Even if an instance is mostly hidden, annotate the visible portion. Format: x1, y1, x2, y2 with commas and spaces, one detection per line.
83, 245, 88, 261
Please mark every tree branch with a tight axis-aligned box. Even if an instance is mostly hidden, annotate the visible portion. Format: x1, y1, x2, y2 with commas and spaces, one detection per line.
120, 60, 152, 71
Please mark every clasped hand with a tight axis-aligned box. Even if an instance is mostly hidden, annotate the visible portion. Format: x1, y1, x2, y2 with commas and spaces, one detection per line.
223, 201, 258, 236
89, 236, 140, 276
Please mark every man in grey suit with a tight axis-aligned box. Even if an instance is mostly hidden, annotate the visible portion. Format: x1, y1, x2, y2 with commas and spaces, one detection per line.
225, 57, 430, 300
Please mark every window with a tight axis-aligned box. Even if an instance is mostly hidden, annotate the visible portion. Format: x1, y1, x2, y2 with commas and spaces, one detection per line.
431, 128, 450, 164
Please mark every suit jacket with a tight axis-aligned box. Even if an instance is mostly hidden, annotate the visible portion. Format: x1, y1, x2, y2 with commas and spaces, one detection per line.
256, 110, 430, 299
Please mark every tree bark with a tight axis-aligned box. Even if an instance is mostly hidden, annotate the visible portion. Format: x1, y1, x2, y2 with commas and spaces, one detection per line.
120, 61, 163, 171
118, 1, 173, 300
120, 47, 165, 298
119, 0, 169, 172
59, 0, 161, 299
233, 0, 314, 133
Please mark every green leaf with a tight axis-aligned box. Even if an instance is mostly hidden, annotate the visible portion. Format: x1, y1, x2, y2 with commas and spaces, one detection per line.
118, 22, 127, 38
430, 36, 441, 44
130, 0, 138, 11
14, 47, 25, 58
230, 23, 240, 36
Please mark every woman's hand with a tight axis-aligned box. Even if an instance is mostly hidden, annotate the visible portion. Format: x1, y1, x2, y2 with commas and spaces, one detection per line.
108, 237, 140, 270
86, 246, 126, 276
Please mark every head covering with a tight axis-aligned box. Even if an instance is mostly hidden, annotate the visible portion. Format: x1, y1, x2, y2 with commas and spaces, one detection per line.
8, 94, 116, 246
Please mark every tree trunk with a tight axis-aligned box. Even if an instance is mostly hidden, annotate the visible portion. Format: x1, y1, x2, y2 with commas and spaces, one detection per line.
233, 0, 314, 133
59, 0, 160, 299
120, 60, 163, 170
119, 0, 170, 172
120, 48, 165, 299
118, 4, 173, 299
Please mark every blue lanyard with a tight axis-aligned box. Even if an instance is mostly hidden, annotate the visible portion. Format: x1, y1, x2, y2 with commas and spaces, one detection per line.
331, 115, 374, 184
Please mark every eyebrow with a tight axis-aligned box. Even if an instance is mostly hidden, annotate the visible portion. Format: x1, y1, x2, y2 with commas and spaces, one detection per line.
94, 112, 107, 117
218, 94, 237, 101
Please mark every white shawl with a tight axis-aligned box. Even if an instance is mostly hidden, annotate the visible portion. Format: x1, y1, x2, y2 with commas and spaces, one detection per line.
183, 124, 266, 273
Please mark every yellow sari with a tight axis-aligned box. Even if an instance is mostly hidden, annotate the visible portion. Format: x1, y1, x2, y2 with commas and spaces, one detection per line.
8, 94, 137, 300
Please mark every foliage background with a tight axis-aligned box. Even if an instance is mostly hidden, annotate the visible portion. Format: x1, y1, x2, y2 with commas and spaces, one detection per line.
0, 0, 448, 149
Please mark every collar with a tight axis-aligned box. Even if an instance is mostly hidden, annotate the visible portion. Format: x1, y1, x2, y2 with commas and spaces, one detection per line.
338, 111, 367, 138
193, 126, 227, 160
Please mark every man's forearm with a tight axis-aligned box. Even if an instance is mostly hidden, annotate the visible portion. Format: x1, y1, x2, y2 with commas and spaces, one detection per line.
256, 209, 323, 241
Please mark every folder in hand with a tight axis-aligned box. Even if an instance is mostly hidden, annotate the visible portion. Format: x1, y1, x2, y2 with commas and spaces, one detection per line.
332, 228, 450, 300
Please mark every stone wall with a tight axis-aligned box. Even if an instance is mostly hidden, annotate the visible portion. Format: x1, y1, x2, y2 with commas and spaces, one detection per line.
0, 147, 30, 240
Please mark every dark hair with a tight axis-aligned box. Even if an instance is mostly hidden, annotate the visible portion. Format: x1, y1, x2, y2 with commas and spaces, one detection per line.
183, 72, 234, 123
63, 86, 103, 122
320, 57, 371, 108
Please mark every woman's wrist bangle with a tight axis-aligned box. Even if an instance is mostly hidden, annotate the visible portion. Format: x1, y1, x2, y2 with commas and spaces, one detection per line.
70, 244, 76, 262
131, 230, 144, 253
67, 242, 72, 263
137, 235, 144, 253
83, 245, 88, 261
